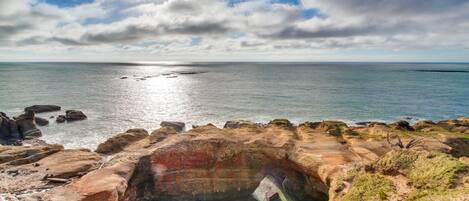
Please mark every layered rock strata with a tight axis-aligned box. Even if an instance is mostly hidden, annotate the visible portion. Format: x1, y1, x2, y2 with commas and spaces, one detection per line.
0, 118, 468, 201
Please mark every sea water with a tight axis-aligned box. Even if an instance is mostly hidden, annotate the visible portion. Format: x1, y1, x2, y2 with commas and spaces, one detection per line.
1, 62, 468, 149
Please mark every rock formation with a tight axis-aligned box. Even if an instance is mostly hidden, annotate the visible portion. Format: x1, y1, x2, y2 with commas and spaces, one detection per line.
65, 110, 87, 121
24, 105, 61, 113
160, 121, 185, 132
35, 117, 49, 126
0, 117, 468, 201
1, 110, 43, 145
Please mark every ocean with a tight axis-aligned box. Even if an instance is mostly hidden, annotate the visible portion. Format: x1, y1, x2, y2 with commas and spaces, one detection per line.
1, 62, 468, 149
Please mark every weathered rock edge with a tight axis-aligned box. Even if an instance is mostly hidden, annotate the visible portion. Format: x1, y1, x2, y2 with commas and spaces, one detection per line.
0, 118, 468, 201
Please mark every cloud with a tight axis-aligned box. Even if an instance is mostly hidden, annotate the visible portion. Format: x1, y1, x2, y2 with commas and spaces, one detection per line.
1, 0, 469, 61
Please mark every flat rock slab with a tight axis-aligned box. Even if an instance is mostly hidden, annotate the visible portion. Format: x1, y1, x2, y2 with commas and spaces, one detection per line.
24, 105, 61, 113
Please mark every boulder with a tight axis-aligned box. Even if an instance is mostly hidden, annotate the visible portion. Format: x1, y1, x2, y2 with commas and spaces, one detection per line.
390, 120, 414, 131
437, 119, 462, 130
39, 149, 102, 179
56, 115, 66, 123
34, 117, 49, 126
0, 112, 22, 144
160, 121, 185, 132
268, 119, 293, 129
412, 120, 436, 131
24, 105, 61, 113
300, 121, 348, 136
149, 126, 177, 144
15, 110, 41, 139
224, 120, 260, 129
95, 129, 149, 155
65, 110, 87, 121
0, 144, 64, 165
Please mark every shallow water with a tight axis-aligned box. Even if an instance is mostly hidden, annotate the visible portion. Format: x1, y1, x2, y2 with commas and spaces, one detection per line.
1, 62, 468, 149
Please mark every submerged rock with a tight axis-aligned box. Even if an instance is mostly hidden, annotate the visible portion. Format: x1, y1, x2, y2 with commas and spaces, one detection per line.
56, 115, 66, 123
65, 110, 87, 121
24, 105, 61, 113
34, 117, 49, 126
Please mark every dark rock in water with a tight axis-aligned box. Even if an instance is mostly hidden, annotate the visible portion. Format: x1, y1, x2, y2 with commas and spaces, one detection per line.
35, 117, 49, 126
49, 116, 54, 119
176, 71, 207, 75
355, 121, 371, 126
65, 110, 87, 121
120, 76, 128, 79
24, 105, 61, 113
390, 120, 414, 131
0, 112, 23, 144
415, 70, 469, 73
15, 110, 42, 139
160, 121, 185, 132
56, 115, 66, 123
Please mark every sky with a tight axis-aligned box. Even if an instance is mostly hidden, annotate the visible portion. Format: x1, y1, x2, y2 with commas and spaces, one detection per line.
1, 0, 469, 62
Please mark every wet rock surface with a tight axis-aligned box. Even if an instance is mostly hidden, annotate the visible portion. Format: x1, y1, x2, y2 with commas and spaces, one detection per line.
24, 105, 61, 113
65, 110, 87, 122
1, 117, 468, 201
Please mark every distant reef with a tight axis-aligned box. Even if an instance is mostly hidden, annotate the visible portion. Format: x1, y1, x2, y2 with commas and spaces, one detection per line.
415, 69, 469, 73
1, 117, 469, 201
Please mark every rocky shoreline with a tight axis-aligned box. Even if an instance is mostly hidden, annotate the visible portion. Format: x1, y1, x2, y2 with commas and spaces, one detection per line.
0, 105, 87, 146
1, 116, 468, 201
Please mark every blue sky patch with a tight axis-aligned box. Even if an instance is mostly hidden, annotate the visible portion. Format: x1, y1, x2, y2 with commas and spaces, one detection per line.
45, 0, 94, 7
302, 8, 319, 19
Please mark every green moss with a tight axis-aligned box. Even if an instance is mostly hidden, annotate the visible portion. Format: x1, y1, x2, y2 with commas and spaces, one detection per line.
374, 150, 419, 174
406, 188, 469, 201
407, 152, 466, 190
343, 172, 395, 201
373, 150, 468, 201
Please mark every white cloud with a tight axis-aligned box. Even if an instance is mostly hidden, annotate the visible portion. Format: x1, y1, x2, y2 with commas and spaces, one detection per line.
1, 0, 469, 61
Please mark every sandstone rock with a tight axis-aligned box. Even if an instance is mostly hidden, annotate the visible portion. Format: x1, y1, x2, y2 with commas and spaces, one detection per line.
224, 120, 260, 129
149, 126, 177, 144
412, 120, 436, 131
300, 121, 348, 136
160, 121, 185, 132
8, 118, 469, 201
437, 119, 462, 130
0, 144, 64, 165
39, 149, 102, 179
390, 120, 414, 131
24, 105, 61, 113
15, 110, 41, 138
56, 115, 66, 123
65, 110, 87, 121
95, 129, 149, 155
35, 117, 49, 126
268, 119, 293, 129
